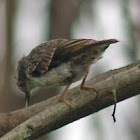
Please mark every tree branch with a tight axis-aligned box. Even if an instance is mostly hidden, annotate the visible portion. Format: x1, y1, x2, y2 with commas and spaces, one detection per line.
1, 60, 140, 139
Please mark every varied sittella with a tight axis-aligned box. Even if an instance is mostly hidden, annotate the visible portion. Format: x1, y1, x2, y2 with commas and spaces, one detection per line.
15, 38, 119, 108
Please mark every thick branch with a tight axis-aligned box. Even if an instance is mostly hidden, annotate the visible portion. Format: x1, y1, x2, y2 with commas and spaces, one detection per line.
1, 60, 140, 139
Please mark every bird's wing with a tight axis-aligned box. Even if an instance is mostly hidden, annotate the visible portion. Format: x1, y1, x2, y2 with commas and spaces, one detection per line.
57, 39, 97, 53
50, 39, 118, 68
49, 39, 98, 69
26, 38, 118, 77
55, 38, 118, 55
26, 39, 68, 77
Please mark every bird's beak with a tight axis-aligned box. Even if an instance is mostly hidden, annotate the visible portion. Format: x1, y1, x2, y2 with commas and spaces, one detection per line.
25, 92, 30, 108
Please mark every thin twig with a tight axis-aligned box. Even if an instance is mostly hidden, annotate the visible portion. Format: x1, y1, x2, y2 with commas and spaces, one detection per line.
112, 89, 117, 123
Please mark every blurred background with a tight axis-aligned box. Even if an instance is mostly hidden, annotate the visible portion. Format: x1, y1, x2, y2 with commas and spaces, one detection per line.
0, 0, 140, 139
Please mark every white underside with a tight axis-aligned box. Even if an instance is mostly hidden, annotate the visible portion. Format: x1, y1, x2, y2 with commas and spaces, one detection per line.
30, 62, 88, 87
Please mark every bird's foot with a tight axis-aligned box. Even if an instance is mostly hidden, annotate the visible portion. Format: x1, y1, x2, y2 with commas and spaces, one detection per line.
80, 86, 98, 99
80, 73, 98, 99
59, 96, 73, 110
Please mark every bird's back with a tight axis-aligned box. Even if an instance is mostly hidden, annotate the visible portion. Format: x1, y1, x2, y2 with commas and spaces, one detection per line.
25, 38, 118, 78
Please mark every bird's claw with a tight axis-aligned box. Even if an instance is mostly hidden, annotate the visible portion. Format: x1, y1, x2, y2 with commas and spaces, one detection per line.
59, 97, 74, 110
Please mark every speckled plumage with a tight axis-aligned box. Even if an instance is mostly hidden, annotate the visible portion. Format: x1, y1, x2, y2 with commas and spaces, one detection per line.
15, 38, 119, 107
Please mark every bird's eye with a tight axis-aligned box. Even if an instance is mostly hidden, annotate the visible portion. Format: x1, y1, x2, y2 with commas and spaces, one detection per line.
20, 83, 23, 87
16, 82, 23, 88
16, 82, 24, 92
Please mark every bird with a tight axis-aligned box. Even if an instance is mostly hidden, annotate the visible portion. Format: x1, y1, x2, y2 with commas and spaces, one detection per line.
15, 38, 119, 108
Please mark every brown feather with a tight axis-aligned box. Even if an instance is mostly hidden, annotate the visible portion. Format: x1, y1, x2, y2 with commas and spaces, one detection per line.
25, 38, 118, 77
26, 39, 67, 77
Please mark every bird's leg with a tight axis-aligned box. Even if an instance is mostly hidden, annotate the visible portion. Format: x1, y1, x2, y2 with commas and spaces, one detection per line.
80, 72, 98, 98
25, 92, 30, 108
59, 85, 73, 109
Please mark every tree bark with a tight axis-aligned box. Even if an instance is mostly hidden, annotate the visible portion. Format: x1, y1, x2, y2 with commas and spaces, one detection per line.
1, 60, 140, 139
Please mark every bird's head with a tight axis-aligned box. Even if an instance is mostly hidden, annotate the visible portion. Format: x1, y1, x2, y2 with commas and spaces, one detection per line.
15, 57, 32, 107
15, 57, 28, 92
